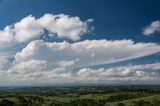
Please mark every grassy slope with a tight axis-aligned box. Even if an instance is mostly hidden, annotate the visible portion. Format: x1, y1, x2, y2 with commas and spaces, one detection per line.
46, 93, 119, 102
79, 93, 117, 100
45, 96, 74, 102
106, 94, 160, 106
0, 97, 18, 102
0, 93, 160, 106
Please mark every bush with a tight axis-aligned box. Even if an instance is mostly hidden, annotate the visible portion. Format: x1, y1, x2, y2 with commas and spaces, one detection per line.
116, 102, 126, 106
0, 99, 16, 106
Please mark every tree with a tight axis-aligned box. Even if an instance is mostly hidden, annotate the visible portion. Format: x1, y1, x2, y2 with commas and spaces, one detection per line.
116, 102, 126, 106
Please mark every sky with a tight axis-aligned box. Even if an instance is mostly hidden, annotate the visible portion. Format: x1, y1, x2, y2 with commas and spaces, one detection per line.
0, 0, 160, 86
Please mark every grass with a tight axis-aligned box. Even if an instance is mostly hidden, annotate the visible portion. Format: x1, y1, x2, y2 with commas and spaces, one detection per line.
0, 97, 18, 102
0, 88, 160, 106
79, 93, 114, 100
106, 94, 160, 106
45, 96, 75, 102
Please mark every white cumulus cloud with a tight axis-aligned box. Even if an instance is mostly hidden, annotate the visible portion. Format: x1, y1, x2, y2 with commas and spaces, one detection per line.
14, 15, 44, 42
143, 20, 160, 36
3, 61, 160, 86
15, 39, 160, 68
1, 13, 160, 86
75, 63, 160, 84
0, 13, 93, 48
38, 14, 93, 41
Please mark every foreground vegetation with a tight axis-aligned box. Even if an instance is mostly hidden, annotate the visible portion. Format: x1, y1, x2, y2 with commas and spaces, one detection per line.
0, 85, 160, 106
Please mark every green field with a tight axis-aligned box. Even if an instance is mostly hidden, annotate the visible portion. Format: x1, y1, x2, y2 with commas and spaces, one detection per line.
0, 86, 160, 106
106, 94, 160, 106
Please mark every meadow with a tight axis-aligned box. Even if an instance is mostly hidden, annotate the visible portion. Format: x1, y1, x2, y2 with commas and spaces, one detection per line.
0, 85, 160, 106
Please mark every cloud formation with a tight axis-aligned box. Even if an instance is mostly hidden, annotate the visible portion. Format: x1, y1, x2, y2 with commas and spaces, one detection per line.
0, 13, 160, 86
2, 61, 160, 86
0, 39, 158, 86
0, 13, 92, 48
76, 63, 160, 84
143, 20, 160, 36
15, 39, 160, 68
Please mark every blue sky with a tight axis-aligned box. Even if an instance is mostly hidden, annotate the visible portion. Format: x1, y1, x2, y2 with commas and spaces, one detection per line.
0, 0, 160, 86
0, 0, 160, 42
